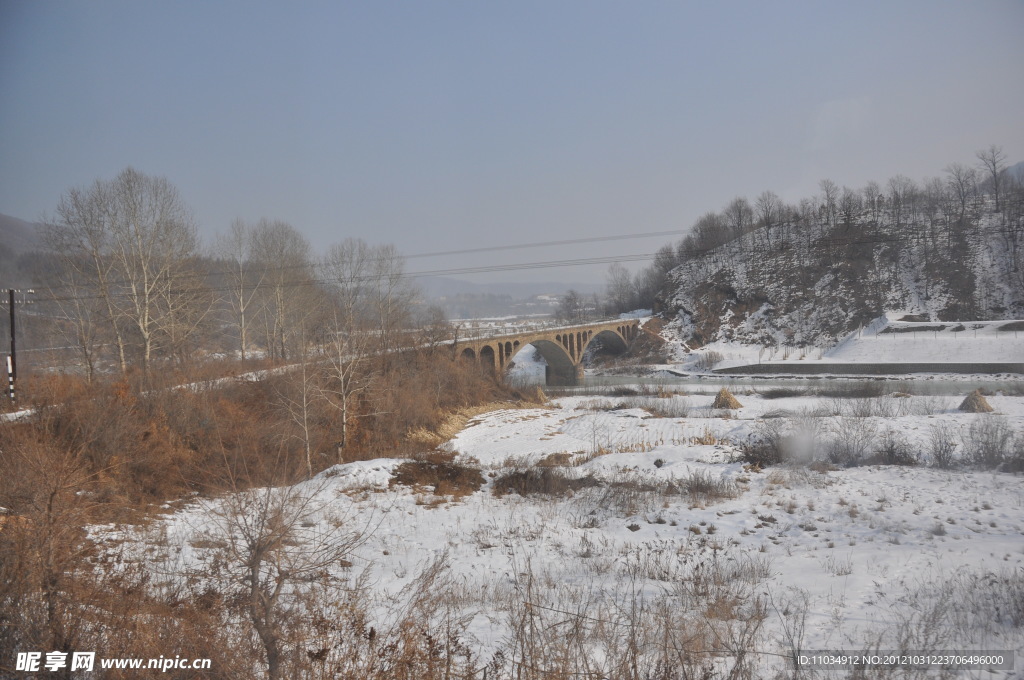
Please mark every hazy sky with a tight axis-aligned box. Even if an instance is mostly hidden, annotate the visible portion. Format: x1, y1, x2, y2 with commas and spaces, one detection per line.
2, 1, 1022, 284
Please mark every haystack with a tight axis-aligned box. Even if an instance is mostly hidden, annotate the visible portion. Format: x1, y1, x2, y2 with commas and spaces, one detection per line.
958, 389, 993, 413
712, 387, 742, 409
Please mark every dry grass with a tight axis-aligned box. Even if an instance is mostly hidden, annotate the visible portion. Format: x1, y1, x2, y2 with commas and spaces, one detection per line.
958, 389, 994, 413
390, 459, 485, 498
406, 400, 549, 448
712, 387, 743, 409
492, 468, 601, 497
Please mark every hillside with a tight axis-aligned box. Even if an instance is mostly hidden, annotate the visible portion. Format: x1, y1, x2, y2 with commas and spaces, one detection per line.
0, 212, 42, 254
664, 192, 1024, 349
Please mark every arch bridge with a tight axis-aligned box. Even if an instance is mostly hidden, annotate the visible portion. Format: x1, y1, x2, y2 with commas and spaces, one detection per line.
454, 319, 641, 386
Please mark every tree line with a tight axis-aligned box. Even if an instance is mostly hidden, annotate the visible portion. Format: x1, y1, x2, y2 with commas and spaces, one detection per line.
37, 167, 440, 381
604, 144, 1024, 319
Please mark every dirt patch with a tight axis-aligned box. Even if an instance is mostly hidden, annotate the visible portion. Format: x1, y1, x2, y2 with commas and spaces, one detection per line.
390, 460, 485, 497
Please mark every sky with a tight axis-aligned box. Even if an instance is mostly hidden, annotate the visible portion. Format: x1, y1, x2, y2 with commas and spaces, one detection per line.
1, 1, 1022, 285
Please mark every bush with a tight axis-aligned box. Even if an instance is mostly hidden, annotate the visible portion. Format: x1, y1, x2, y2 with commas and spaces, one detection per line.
1007, 435, 1024, 473
929, 423, 958, 469
870, 429, 919, 466
492, 468, 600, 497
694, 350, 724, 371
961, 417, 1015, 469
670, 469, 738, 504
739, 420, 787, 468
760, 387, 807, 399
390, 459, 484, 497
827, 418, 878, 467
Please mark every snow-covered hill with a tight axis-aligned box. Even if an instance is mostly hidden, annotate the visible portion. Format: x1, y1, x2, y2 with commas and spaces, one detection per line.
665, 195, 1024, 349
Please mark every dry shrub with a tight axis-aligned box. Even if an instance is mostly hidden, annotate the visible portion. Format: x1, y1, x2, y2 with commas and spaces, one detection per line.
958, 389, 994, 413
390, 460, 484, 498
492, 468, 600, 497
360, 354, 535, 458
760, 387, 807, 399
536, 452, 574, 467
928, 422, 958, 468
739, 420, 787, 468
827, 418, 878, 467
0, 428, 243, 678
712, 387, 742, 409
407, 400, 543, 449
600, 476, 660, 516
668, 469, 739, 505
961, 416, 1015, 469
869, 428, 919, 466
695, 350, 725, 371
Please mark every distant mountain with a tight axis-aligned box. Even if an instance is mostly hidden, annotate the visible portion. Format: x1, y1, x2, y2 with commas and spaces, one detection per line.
0, 213, 42, 254
1008, 160, 1024, 181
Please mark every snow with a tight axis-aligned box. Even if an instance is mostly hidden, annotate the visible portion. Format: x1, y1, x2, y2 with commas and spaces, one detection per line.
505, 343, 547, 382
823, 319, 1024, 363
670, 316, 1023, 373
101, 388, 1024, 677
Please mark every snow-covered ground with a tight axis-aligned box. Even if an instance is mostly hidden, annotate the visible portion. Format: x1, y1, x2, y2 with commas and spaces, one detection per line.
823, 318, 1023, 363
668, 314, 1023, 373
105, 389, 1024, 678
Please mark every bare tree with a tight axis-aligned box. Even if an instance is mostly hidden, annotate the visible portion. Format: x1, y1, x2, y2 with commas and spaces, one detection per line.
557, 289, 589, 324
216, 219, 266, 360
944, 162, 977, 224
48, 181, 130, 374
275, 355, 326, 478
106, 169, 203, 372
250, 220, 316, 361
976, 144, 1007, 212
819, 179, 839, 228
755, 190, 781, 249
887, 175, 916, 229
838, 186, 862, 229
197, 482, 368, 680
367, 243, 416, 363
723, 197, 753, 240
318, 239, 380, 458
47, 168, 205, 374
862, 180, 882, 224
605, 262, 637, 315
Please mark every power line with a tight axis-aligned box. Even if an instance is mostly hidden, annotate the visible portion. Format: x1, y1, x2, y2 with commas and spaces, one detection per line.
406, 229, 686, 259
21, 228, 687, 295
10, 221, 1023, 305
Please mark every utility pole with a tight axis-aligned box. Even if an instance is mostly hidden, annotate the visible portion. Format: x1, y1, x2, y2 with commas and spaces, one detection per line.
7, 289, 14, 401
6, 288, 33, 402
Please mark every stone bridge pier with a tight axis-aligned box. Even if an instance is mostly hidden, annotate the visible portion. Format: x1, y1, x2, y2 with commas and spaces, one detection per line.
453, 319, 641, 386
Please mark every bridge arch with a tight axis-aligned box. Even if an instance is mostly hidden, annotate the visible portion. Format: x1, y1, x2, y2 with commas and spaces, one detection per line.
583, 328, 629, 356
479, 344, 496, 371
521, 339, 578, 386
452, 319, 640, 386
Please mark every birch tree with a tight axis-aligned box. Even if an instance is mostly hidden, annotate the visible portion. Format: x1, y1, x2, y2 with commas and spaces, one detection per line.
250, 220, 315, 361
216, 219, 265, 360
47, 168, 204, 374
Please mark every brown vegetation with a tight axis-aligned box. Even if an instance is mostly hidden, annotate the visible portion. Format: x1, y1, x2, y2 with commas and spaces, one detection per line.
959, 389, 994, 413
0, 340, 534, 678
712, 387, 743, 409
390, 457, 485, 498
